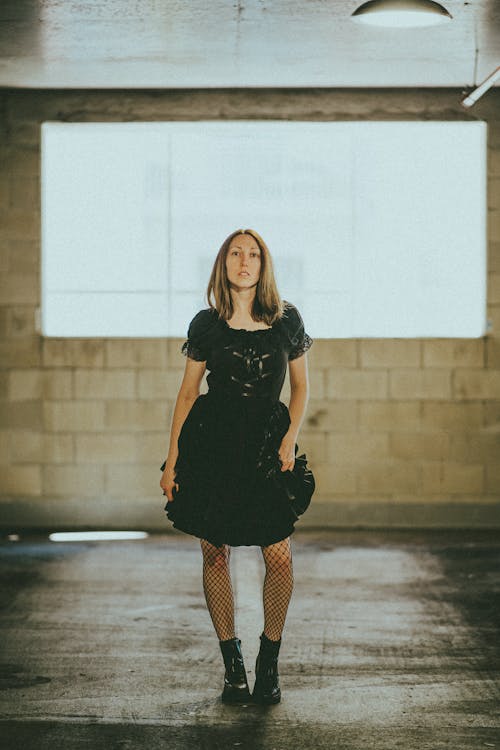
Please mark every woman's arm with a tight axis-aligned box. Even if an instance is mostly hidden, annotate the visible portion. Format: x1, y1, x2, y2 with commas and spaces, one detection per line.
278, 352, 310, 471
160, 357, 207, 499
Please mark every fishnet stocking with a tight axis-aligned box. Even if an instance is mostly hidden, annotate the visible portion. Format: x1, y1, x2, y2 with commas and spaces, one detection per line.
200, 539, 235, 641
261, 537, 294, 641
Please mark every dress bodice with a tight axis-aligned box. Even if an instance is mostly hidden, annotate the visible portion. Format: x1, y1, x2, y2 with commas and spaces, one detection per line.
181, 301, 313, 402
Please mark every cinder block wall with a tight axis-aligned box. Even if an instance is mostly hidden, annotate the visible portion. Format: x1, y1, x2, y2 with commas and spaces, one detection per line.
1, 89, 499, 530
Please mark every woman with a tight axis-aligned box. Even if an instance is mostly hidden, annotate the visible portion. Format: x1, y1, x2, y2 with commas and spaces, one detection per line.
160, 228, 314, 705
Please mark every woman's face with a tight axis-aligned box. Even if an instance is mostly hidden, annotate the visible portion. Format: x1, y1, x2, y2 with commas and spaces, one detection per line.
225, 234, 262, 289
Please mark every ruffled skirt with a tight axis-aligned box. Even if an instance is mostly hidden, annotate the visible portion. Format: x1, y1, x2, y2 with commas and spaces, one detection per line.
163, 389, 313, 547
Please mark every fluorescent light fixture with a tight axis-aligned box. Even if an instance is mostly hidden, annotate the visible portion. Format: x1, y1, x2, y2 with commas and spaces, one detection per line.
462, 66, 500, 108
351, 0, 452, 28
49, 531, 149, 542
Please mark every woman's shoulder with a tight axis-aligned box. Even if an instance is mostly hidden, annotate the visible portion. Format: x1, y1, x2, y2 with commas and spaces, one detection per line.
277, 300, 313, 359
182, 307, 221, 361
281, 299, 301, 316
279, 300, 305, 334
187, 307, 219, 335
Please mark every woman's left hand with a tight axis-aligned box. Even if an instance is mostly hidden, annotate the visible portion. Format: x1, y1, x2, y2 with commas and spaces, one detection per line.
278, 433, 296, 472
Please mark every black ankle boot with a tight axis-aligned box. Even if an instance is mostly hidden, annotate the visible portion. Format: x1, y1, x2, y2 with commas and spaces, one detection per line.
219, 637, 251, 704
252, 633, 281, 705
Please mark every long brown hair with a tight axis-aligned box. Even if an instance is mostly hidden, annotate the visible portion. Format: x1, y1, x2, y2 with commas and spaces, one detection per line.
206, 228, 285, 325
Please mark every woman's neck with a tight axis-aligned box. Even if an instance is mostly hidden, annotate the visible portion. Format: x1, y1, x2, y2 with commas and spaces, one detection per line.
227, 292, 270, 329
229, 289, 256, 318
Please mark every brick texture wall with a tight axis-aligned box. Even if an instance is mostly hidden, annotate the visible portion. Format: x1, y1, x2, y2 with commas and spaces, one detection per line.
1, 89, 499, 530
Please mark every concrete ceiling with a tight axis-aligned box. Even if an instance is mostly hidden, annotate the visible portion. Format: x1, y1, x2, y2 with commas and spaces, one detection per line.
0, 0, 498, 90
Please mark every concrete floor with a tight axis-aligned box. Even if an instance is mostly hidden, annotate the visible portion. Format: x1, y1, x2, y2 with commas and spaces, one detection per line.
0, 529, 499, 749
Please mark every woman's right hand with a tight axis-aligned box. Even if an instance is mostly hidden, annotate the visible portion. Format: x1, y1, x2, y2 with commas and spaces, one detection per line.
160, 464, 179, 502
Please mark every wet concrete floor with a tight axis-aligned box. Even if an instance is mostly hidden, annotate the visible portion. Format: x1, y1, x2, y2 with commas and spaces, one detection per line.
0, 529, 499, 749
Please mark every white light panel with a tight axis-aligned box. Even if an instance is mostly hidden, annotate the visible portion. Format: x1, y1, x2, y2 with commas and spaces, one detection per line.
41, 121, 487, 338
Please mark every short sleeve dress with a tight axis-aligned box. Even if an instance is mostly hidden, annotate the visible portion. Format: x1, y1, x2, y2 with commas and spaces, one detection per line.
163, 300, 314, 547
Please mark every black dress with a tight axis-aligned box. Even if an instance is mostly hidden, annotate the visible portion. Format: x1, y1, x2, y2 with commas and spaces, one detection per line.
163, 300, 314, 547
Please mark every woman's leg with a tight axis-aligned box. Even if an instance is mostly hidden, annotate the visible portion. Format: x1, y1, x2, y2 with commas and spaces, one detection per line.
200, 538, 250, 702
200, 539, 235, 641
253, 537, 293, 703
260, 536, 294, 641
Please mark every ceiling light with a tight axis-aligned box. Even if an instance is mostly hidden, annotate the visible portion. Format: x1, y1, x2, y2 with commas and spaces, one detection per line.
351, 0, 452, 28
